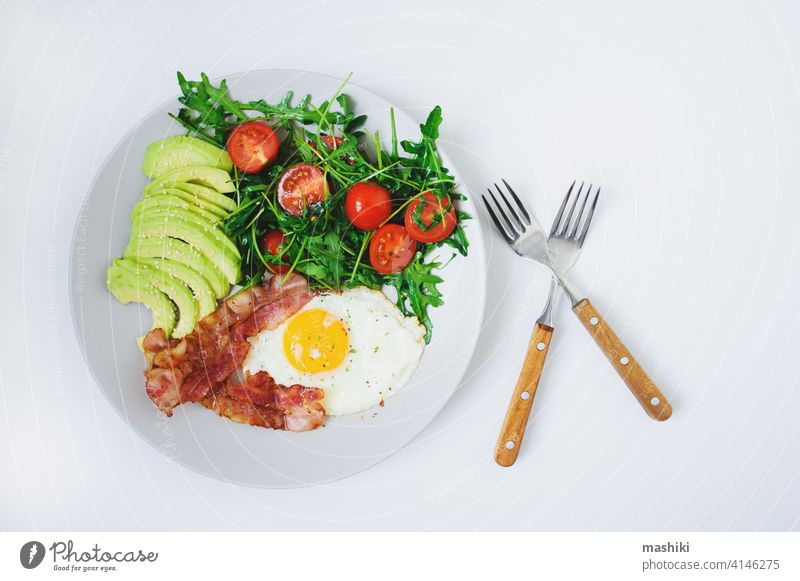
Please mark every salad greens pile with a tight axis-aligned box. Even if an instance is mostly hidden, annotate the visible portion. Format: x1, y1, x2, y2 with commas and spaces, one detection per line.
170, 72, 469, 342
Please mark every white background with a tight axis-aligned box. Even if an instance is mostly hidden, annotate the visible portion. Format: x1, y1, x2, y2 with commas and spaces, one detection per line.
2, 0, 799, 531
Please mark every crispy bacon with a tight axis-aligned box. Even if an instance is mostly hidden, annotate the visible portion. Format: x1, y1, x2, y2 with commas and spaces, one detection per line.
200, 371, 326, 432
141, 273, 315, 419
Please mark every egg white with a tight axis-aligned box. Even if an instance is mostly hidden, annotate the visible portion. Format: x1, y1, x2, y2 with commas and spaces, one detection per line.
243, 287, 426, 416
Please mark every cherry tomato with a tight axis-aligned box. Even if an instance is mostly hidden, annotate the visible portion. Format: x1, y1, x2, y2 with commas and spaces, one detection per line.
226, 121, 280, 173
404, 191, 457, 243
261, 229, 285, 255
277, 163, 329, 216
369, 224, 416, 274
309, 135, 355, 165
345, 182, 392, 231
260, 229, 290, 274
320, 135, 343, 150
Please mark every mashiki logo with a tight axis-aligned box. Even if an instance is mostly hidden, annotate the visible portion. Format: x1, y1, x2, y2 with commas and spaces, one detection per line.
20, 541, 46, 569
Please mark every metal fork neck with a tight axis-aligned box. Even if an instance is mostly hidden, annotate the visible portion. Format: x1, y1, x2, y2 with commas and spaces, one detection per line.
536, 279, 558, 327
546, 265, 581, 307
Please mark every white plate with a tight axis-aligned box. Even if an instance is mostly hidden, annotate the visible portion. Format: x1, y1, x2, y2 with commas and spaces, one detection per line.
69, 69, 487, 488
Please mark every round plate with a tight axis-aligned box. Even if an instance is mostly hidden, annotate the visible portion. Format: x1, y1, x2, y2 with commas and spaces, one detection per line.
69, 69, 487, 487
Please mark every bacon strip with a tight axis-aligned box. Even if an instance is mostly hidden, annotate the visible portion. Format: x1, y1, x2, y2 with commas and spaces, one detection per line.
141, 273, 315, 420
200, 371, 326, 432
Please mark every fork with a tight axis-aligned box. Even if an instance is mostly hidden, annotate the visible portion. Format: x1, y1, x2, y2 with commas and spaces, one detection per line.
491, 181, 598, 466
483, 181, 672, 464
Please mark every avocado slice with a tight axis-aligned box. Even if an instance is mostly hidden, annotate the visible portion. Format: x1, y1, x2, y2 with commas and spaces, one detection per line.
144, 166, 235, 195
107, 263, 177, 337
133, 205, 241, 258
130, 215, 241, 285
142, 136, 233, 178
113, 258, 198, 338
133, 195, 223, 225
124, 236, 229, 299
129, 256, 216, 318
144, 187, 229, 219
172, 182, 237, 213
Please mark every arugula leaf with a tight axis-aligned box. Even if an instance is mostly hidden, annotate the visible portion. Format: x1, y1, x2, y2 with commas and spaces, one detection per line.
171, 71, 354, 145
386, 252, 444, 343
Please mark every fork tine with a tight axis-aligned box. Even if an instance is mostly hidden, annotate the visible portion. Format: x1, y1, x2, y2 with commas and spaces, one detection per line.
577, 187, 600, 247
488, 188, 518, 235
568, 184, 592, 238
501, 179, 531, 225
549, 180, 576, 236
482, 195, 516, 244
560, 181, 584, 236
494, 183, 524, 231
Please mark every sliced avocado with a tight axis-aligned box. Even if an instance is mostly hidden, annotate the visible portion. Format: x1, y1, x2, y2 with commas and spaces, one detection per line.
173, 182, 237, 213
107, 263, 177, 337
133, 195, 223, 225
114, 258, 198, 338
132, 205, 240, 258
142, 136, 233, 178
129, 256, 216, 318
124, 236, 229, 299
144, 166, 234, 195
130, 215, 241, 285
144, 187, 229, 219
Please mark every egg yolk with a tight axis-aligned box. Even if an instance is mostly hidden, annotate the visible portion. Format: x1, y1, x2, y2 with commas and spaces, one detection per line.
283, 309, 349, 374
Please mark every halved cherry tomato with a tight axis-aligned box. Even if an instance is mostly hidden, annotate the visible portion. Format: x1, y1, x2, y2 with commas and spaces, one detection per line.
320, 135, 343, 150
369, 224, 416, 274
277, 163, 329, 216
226, 121, 279, 173
404, 191, 457, 243
260, 229, 290, 274
309, 135, 355, 165
345, 182, 392, 231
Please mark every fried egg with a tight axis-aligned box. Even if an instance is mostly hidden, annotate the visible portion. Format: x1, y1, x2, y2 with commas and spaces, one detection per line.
243, 287, 426, 416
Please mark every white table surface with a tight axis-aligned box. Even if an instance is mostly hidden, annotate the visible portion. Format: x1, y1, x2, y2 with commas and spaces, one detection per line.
2, 0, 799, 531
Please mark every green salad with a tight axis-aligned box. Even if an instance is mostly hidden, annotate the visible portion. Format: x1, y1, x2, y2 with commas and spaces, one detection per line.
111, 72, 469, 343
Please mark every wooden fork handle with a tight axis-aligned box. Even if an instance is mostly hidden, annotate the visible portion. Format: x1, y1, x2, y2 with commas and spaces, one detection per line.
572, 299, 672, 421
494, 322, 554, 466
